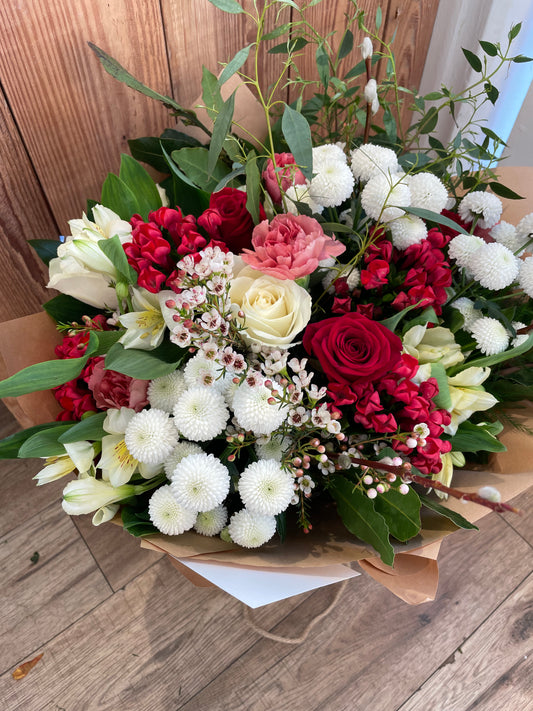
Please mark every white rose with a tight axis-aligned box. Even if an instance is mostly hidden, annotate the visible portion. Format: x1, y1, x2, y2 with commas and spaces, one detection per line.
229, 266, 312, 347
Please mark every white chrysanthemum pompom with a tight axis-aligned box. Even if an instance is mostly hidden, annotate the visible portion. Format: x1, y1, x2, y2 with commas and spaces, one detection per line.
194, 504, 228, 536
350, 144, 399, 183
163, 441, 203, 478
173, 387, 229, 441
255, 434, 292, 462
309, 159, 355, 208
361, 172, 411, 222
490, 221, 521, 251
518, 257, 533, 298
124, 409, 178, 464
448, 233, 484, 268
148, 485, 197, 535
451, 297, 482, 332
389, 214, 427, 250
458, 191, 502, 229
467, 242, 519, 290
238, 460, 295, 515
228, 509, 277, 548
510, 322, 529, 348
470, 317, 509, 355
477, 486, 501, 503
183, 352, 225, 390
406, 172, 448, 214
285, 183, 324, 215
516, 212, 533, 240
232, 381, 289, 436
312, 143, 347, 168
171, 452, 230, 512
147, 370, 187, 413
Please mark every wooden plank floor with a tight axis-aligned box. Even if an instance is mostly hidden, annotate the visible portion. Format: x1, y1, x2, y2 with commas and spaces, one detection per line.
0, 400, 531, 711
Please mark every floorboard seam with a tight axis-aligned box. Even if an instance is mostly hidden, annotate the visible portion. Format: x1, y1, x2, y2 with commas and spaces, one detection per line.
498, 512, 533, 550
393, 569, 533, 711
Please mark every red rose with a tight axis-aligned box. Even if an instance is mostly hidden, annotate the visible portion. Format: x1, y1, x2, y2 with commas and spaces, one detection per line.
303, 312, 402, 386
88, 359, 148, 412
198, 188, 259, 254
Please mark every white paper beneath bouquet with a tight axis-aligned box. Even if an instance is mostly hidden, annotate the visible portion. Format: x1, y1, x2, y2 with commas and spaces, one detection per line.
175, 556, 360, 608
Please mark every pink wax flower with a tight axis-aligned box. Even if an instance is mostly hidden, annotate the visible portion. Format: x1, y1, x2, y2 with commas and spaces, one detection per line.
241, 214, 346, 280
262, 153, 306, 204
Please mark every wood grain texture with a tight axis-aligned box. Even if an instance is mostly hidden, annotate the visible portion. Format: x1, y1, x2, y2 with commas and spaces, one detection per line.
162, 0, 289, 111
0, 0, 172, 236
398, 573, 533, 711
378, 0, 440, 136
0, 502, 111, 675
0, 89, 55, 320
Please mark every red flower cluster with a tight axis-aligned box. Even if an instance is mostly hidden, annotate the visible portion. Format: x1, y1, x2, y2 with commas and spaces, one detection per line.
54, 330, 98, 421
198, 187, 260, 253
126, 207, 207, 292
361, 228, 452, 316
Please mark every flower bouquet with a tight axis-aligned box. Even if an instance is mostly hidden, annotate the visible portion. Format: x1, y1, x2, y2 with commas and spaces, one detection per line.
1, 0, 532, 605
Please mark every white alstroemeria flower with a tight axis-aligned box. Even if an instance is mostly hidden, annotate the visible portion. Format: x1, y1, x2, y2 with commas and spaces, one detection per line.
119, 288, 167, 350
47, 205, 132, 308
62, 477, 138, 515
433, 452, 454, 498
92, 504, 120, 526
100, 407, 163, 486
34, 441, 95, 486
444, 367, 498, 435
403, 325, 464, 369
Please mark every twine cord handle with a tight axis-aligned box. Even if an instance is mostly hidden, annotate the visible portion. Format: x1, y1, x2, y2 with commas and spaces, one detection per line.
242, 579, 349, 645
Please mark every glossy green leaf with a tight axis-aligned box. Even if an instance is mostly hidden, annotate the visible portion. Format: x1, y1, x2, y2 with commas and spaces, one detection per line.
419, 494, 478, 530
374, 487, 421, 542
479, 40, 498, 56
268, 37, 308, 54
28, 239, 59, 266
129, 134, 201, 172
172, 147, 230, 192
119, 153, 162, 220
18, 424, 74, 458
281, 104, 313, 180
447, 421, 506, 453
58, 412, 108, 444
42, 294, 101, 323
512, 55, 533, 63
330, 475, 394, 566
462, 48, 482, 72
104, 340, 187, 379
0, 332, 98, 398
0, 422, 69, 459
509, 23, 522, 40
401, 206, 469, 235
430, 362, 452, 410
101, 173, 139, 221
98, 235, 137, 283
418, 106, 438, 134
121, 499, 159, 537
488, 182, 524, 200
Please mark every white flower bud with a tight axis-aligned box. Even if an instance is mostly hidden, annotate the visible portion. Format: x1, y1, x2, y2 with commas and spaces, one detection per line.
364, 78, 377, 104
361, 37, 373, 60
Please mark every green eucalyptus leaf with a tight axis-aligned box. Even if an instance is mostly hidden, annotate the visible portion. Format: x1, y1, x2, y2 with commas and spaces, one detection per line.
172, 147, 230, 192
488, 182, 524, 200
401, 206, 469, 235
337, 29, 354, 60
202, 67, 224, 121
268, 37, 308, 54
208, 91, 235, 175
245, 151, 261, 224
330, 475, 394, 566
207, 0, 244, 14
281, 104, 313, 180
316, 45, 330, 88
218, 45, 252, 85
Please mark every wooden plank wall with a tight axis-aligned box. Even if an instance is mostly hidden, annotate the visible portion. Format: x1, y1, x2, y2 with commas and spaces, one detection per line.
0, 0, 439, 321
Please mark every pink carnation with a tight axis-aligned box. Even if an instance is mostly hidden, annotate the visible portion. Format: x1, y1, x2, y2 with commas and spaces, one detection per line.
262, 153, 306, 204
241, 214, 346, 280
88, 359, 149, 412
